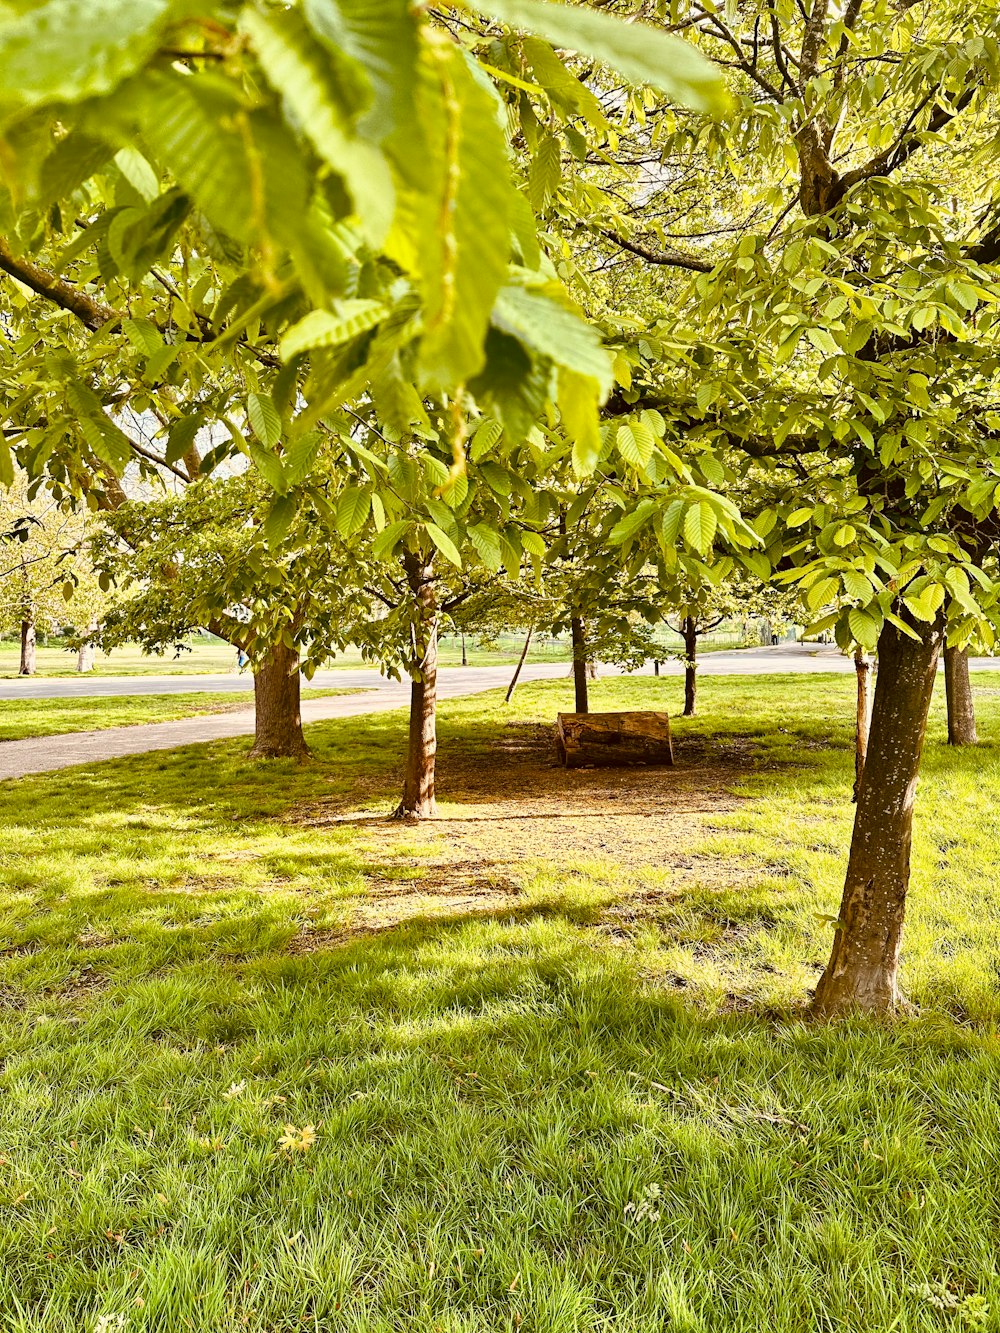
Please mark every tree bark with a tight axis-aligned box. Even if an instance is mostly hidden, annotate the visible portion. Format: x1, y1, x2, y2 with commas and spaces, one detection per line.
76, 641, 95, 673
812, 616, 944, 1018
506, 625, 533, 704
393, 556, 438, 819
682, 615, 698, 717
247, 640, 309, 760
853, 649, 873, 802
19, 617, 35, 676
571, 615, 589, 714
460, 631, 467, 668
944, 645, 977, 746
556, 711, 674, 768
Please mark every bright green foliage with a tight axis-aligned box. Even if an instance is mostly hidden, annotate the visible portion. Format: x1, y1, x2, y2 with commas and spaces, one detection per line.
544, 1, 1000, 649
0, 0, 723, 508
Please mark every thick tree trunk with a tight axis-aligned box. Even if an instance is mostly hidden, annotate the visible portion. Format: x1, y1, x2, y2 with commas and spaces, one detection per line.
393, 558, 438, 819
853, 649, 873, 802
571, 615, 589, 714
506, 626, 533, 704
944, 646, 977, 746
247, 641, 309, 760
682, 615, 698, 717
76, 642, 95, 673
19, 617, 35, 676
812, 616, 944, 1018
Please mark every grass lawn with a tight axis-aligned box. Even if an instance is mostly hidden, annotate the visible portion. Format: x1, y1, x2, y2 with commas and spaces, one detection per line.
1, 673, 999, 1330
0, 690, 356, 742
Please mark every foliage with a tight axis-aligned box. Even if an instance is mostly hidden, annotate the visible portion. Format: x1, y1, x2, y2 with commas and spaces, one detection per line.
0, 475, 104, 636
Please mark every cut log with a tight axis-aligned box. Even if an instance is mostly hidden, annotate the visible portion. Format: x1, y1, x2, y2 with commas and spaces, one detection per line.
555, 711, 674, 768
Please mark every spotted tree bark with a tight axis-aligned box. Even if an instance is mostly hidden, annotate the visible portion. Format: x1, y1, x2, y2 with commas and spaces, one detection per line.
812, 616, 944, 1017
570, 615, 590, 715
944, 646, 977, 746
853, 649, 873, 802
393, 556, 438, 820
19, 616, 35, 676
682, 615, 698, 717
247, 640, 309, 760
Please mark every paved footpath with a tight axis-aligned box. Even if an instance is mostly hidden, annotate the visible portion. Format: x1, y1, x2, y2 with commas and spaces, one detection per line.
1, 645, 996, 782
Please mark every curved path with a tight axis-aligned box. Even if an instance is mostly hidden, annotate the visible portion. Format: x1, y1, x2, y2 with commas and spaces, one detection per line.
1, 644, 995, 782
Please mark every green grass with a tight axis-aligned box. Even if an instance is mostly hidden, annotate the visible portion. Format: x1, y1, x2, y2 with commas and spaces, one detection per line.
0, 673, 998, 1331
0, 689, 356, 742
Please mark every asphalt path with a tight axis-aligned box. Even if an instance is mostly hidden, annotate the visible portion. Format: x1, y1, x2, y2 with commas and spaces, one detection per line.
0, 644, 996, 782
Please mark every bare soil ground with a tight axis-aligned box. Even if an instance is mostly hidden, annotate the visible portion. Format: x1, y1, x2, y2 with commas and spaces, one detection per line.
292, 722, 763, 946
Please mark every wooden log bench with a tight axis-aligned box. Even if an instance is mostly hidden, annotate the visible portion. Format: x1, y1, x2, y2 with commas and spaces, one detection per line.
555, 711, 674, 768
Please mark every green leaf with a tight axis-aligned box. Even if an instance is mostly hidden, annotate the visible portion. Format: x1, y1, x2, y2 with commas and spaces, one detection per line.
303, 0, 419, 146
558, 368, 602, 478
247, 394, 282, 449
494, 282, 612, 395
683, 500, 717, 555
164, 414, 204, 468
479, 0, 727, 113
470, 419, 503, 461
373, 519, 411, 560
406, 43, 515, 387
848, 606, 880, 650
241, 7, 395, 245
806, 576, 838, 611
264, 495, 296, 547
284, 432, 323, 487
336, 486, 372, 538
615, 421, 654, 470
468, 522, 502, 571
0, 0, 180, 112
424, 521, 462, 567
610, 499, 655, 545
903, 583, 945, 623
280, 301, 386, 361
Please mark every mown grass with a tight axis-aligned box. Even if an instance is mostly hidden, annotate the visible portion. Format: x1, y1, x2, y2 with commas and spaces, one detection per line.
1, 673, 999, 1331
0, 689, 354, 742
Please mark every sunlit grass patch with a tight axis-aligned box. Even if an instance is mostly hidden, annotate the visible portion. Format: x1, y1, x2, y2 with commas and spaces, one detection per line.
0, 671, 999, 1329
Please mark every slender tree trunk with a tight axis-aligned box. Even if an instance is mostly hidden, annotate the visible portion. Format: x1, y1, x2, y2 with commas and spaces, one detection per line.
944, 645, 977, 746
853, 648, 873, 802
654, 659, 660, 677
247, 640, 309, 760
506, 625, 533, 704
19, 617, 35, 676
571, 615, 589, 714
393, 557, 438, 819
460, 631, 467, 668
812, 616, 944, 1018
682, 615, 698, 717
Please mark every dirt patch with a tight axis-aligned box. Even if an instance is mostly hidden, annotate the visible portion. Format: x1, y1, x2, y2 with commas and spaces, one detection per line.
291, 723, 763, 945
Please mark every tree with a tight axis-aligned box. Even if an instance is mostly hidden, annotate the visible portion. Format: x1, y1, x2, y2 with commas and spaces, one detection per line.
93, 466, 373, 758
0, 477, 104, 674
540, 1, 1000, 1014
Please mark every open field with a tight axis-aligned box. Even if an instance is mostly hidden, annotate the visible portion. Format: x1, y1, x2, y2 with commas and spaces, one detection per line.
0, 690, 356, 743
0, 674, 998, 1330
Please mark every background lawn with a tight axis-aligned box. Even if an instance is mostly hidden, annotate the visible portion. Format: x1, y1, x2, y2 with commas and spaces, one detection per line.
0, 689, 357, 742
0, 673, 998, 1331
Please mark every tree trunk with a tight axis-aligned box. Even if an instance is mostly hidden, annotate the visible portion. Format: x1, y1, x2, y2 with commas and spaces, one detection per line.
19, 617, 35, 676
460, 631, 467, 668
812, 616, 944, 1018
944, 645, 977, 746
393, 557, 438, 819
571, 615, 589, 714
853, 649, 873, 802
506, 626, 533, 704
682, 615, 698, 717
76, 642, 95, 673
247, 640, 309, 760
